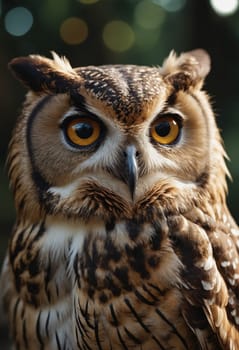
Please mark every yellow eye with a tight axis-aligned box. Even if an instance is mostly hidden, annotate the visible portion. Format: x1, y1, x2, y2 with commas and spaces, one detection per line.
150, 116, 180, 145
64, 117, 101, 147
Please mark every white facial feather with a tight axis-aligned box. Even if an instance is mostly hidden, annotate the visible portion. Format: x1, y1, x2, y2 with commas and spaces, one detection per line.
42, 216, 86, 263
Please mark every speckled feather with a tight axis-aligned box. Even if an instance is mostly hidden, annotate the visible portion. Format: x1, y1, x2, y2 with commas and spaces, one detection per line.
1, 49, 239, 349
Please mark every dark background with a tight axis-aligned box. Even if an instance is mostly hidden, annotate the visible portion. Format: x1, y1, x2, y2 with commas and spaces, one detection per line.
1, 0, 239, 347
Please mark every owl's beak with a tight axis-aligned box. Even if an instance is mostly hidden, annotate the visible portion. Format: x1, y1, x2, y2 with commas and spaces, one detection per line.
123, 145, 138, 200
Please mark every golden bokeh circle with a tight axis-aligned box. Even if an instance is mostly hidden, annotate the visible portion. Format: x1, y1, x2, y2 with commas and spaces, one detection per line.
134, 0, 165, 30
60, 17, 88, 45
103, 20, 135, 53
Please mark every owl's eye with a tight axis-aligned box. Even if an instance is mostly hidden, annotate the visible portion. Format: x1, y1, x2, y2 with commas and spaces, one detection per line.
62, 116, 102, 148
150, 115, 181, 145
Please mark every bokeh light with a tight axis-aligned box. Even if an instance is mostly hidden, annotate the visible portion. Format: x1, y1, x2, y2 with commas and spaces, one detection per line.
78, 0, 99, 3
60, 17, 88, 45
152, 0, 186, 12
103, 20, 135, 53
134, 0, 165, 30
210, 0, 238, 16
4, 7, 33, 36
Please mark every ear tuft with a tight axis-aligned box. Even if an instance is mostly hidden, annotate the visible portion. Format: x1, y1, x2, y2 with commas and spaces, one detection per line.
161, 49, 211, 90
8, 53, 78, 93
180, 49, 211, 80
9, 56, 47, 91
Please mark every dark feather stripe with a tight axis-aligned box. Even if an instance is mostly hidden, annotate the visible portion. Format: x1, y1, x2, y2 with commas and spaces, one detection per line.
26, 95, 52, 194
124, 327, 142, 345
78, 300, 94, 330
108, 340, 113, 350
8, 160, 19, 181
155, 308, 189, 349
142, 284, 158, 301
109, 303, 119, 327
76, 313, 88, 337
12, 297, 20, 323
116, 328, 129, 350
55, 282, 60, 297
70, 92, 88, 114
12, 298, 20, 342
55, 331, 62, 350
94, 311, 103, 350
148, 282, 165, 295
134, 289, 155, 305
22, 319, 29, 349
65, 239, 74, 279
7, 148, 19, 165
75, 326, 84, 350
75, 311, 84, 338
18, 194, 27, 211
32, 220, 46, 242
36, 311, 44, 348
26, 220, 45, 257
81, 337, 92, 350
45, 312, 50, 338
124, 298, 165, 349
11, 176, 22, 196
74, 300, 87, 335
124, 298, 150, 334
151, 335, 165, 350
10, 228, 25, 264
74, 300, 91, 350
44, 258, 52, 303
27, 223, 38, 239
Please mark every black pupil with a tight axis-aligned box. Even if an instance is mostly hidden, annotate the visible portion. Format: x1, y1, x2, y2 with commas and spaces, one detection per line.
74, 122, 93, 139
155, 121, 171, 137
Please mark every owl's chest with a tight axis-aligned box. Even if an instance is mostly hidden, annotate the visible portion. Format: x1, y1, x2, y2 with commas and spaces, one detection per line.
9, 217, 199, 349
76, 219, 180, 304
71, 220, 197, 349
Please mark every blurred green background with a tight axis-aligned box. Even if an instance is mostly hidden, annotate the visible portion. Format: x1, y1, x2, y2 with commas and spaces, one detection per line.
1, 0, 239, 346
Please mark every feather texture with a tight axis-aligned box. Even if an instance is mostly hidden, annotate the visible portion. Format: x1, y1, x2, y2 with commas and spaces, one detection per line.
1, 49, 239, 349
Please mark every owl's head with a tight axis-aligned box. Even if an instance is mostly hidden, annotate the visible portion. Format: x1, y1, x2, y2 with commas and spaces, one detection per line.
8, 50, 228, 223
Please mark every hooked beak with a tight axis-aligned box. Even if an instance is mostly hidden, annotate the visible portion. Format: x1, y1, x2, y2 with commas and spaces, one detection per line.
122, 145, 138, 199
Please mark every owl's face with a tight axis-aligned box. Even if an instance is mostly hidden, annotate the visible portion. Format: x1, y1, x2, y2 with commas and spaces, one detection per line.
8, 50, 227, 222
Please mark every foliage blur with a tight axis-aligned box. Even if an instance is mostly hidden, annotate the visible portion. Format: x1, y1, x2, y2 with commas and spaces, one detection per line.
1, 0, 239, 346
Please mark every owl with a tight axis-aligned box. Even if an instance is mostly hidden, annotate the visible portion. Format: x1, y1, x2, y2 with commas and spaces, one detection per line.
1, 48, 239, 350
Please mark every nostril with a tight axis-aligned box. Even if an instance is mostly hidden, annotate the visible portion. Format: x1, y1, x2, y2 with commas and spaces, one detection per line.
123, 146, 140, 160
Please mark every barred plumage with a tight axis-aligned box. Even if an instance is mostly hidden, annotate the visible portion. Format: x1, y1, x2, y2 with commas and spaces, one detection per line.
1, 49, 239, 349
